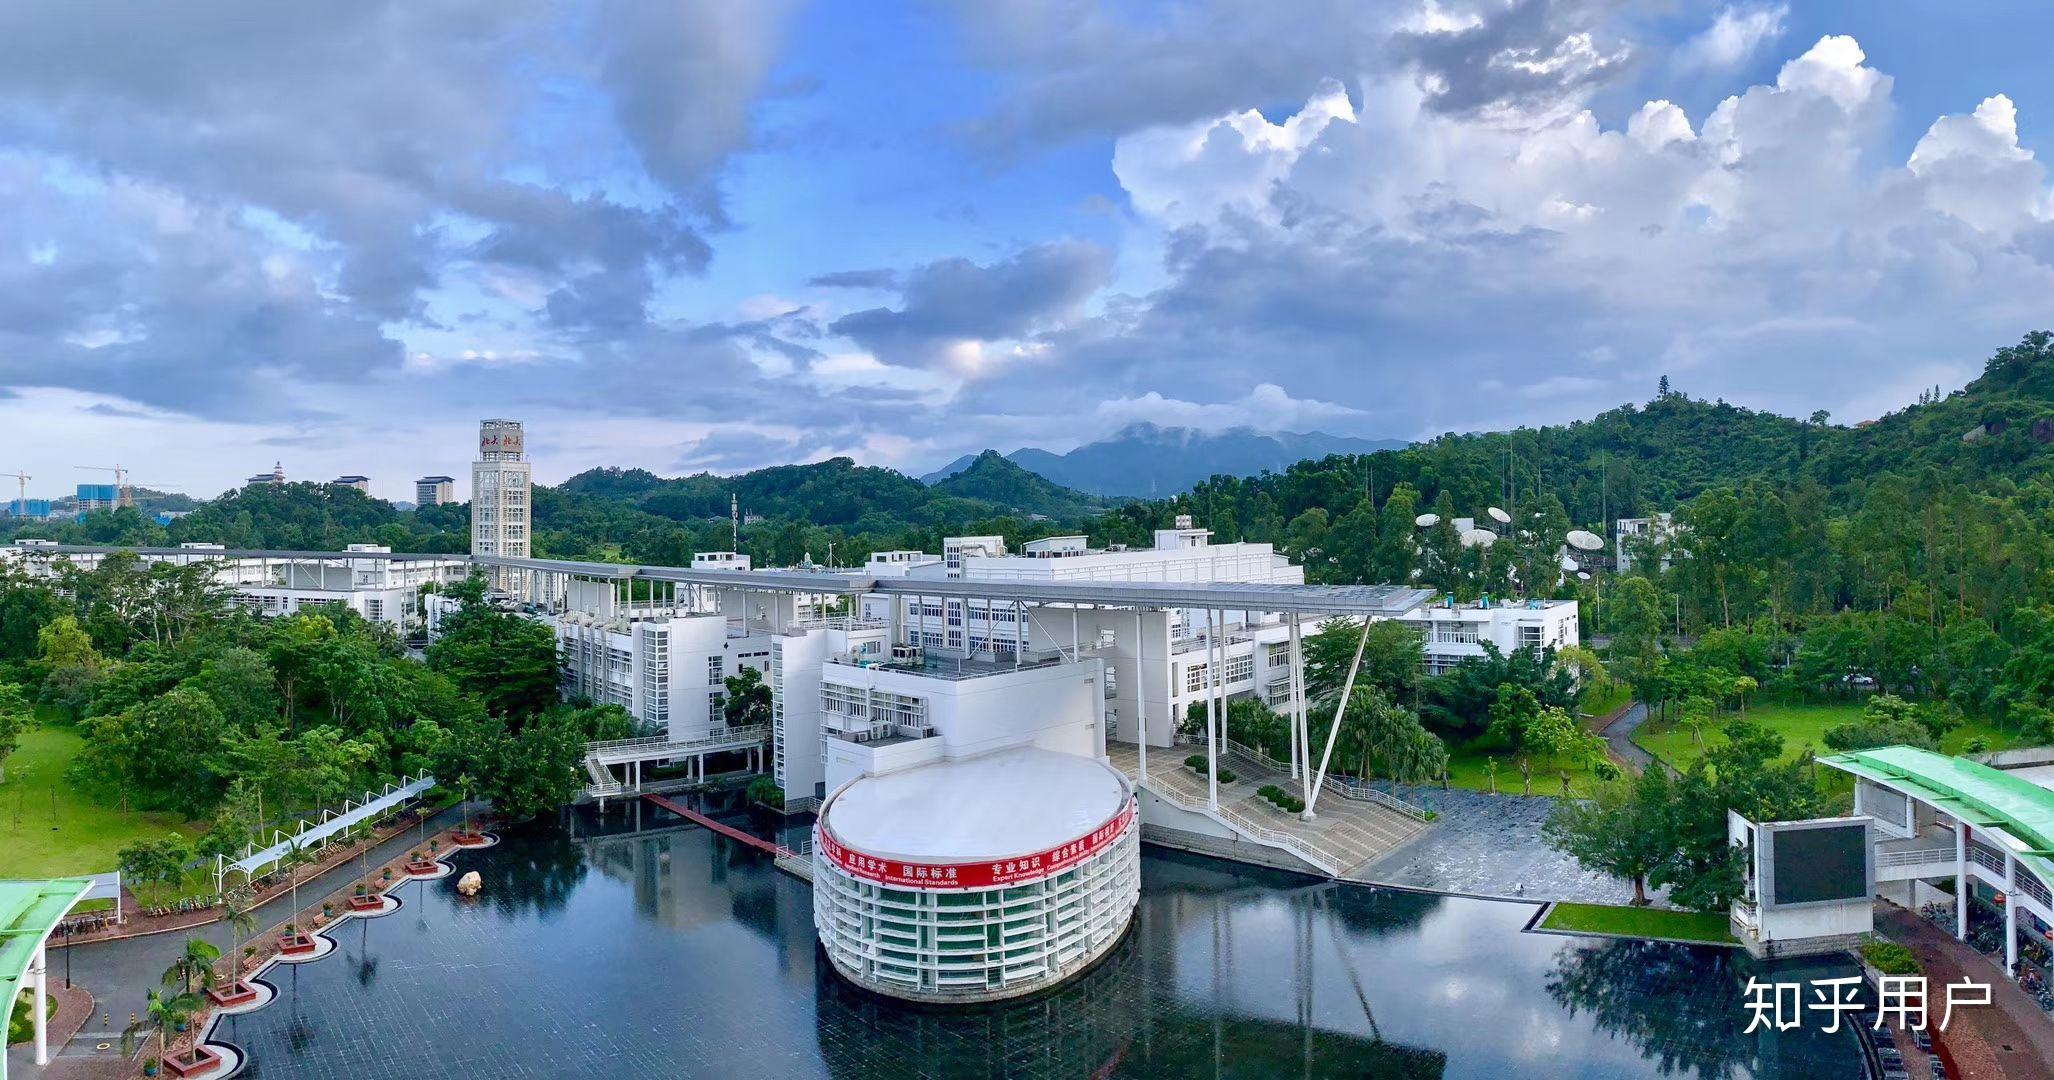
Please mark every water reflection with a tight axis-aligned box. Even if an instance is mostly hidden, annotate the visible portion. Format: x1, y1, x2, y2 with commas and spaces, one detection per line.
210, 805, 1859, 1080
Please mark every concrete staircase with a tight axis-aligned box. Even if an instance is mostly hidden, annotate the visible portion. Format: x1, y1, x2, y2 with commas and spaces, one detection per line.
1107, 743, 1429, 878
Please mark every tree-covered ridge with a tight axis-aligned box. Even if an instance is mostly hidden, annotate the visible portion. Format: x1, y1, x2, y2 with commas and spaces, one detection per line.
927, 451, 1101, 519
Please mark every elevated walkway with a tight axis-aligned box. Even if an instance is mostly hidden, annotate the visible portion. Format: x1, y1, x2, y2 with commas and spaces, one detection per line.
1107, 743, 1428, 878
581, 725, 769, 801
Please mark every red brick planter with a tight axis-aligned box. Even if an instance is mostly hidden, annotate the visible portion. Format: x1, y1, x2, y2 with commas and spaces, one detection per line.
164, 1046, 222, 1077
404, 859, 439, 875
452, 831, 488, 847
204, 981, 259, 1007
276, 932, 316, 955
346, 893, 384, 912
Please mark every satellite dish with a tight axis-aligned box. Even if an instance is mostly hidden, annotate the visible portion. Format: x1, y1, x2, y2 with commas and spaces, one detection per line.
1488, 506, 1511, 524
1560, 553, 1580, 572
1415, 513, 1440, 528
1461, 528, 1497, 548
1566, 529, 1603, 551
1577, 571, 1592, 580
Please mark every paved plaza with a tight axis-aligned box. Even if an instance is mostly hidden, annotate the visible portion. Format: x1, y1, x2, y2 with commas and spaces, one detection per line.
1352, 788, 1663, 905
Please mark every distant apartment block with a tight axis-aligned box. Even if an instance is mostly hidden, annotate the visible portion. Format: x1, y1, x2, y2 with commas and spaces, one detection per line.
1614, 512, 1680, 573
330, 475, 371, 494
415, 475, 456, 506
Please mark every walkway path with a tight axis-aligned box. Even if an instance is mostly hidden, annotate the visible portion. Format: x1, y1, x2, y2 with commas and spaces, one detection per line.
1878, 903, 2054, 1080
1108, 744, 1426, 876
6, 804, 467, 1080
1599, 701, 1657, 774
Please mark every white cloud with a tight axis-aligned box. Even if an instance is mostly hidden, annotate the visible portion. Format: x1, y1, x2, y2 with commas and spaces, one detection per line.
1093, 383, 1365, 433
1113, 79, 1356, 228
1677, 4, 1787, 71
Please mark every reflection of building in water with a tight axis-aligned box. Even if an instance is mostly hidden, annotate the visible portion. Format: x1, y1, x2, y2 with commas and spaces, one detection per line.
583, 812, 775, 935
816, 848, 1447, 1079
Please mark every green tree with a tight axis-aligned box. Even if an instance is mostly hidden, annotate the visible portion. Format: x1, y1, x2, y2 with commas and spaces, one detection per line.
1607, 577, 1667, 704
36, 614, 100, 672
486, 711, 586, 820
722, 666, 772, 728
1330, 686, 1447, 794
426, 597, 560, 720
0, 682, 30, 784
73, 687, 229, 816
1543, 766, 1675, 906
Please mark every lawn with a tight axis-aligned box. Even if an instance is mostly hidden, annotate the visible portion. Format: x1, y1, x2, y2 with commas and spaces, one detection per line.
1444, 745, 1608, 799
1539, 902, 1735, 944
0, 725, 203, 881
1630, 701, 2016, 774
1579, 683, 1633, 722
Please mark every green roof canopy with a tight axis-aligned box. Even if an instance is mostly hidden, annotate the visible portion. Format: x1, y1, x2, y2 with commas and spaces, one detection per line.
0, 878, 91, 1080
1820, 745, 2054, 876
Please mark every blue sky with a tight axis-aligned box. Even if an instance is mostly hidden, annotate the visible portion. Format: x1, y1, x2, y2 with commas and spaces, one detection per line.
1, 1, 2052, 500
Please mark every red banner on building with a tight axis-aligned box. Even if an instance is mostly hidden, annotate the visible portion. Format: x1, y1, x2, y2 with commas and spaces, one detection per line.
820, 798, 1136, 890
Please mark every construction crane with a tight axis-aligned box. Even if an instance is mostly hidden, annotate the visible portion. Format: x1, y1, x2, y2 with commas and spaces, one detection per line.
4, 470, 26, 517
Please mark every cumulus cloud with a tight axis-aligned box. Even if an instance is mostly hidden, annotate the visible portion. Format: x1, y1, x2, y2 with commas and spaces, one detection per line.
827, 241, 1112, 372
1070, 31, 2054, 440
0, 0, 794, 417
1677, 4, 1788, 70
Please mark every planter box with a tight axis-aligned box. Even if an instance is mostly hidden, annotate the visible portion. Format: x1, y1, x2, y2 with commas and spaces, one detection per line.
164, 1046, 222, 1077
276, 932, 316, 955
452, 831, 488, 847
404, 859, 439, 876
204, 981, 258, 1007
346, 893, 384, 912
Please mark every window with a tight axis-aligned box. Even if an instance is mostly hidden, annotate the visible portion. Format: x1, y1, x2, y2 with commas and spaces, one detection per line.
946, 602, 963, 627
1183, 662, 1208, 694
1439, 623, 1481, 644
921, 631, 943, 648
1266, 642, 1290, 666
709, 691, 726, 717
708, 655, 725, 683
947, 629, 964, 649
1518, 625, 1544, 650
1224, 655, 1254, 684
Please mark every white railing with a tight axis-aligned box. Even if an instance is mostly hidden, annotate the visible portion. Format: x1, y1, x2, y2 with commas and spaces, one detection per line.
1878, 846, 1956, 869
1219, 738, 1430, 822
2020, 869, 2053, 908
1137, 774, 1341, 876
1970, 843, 2006, 876
587, 724, 770, 762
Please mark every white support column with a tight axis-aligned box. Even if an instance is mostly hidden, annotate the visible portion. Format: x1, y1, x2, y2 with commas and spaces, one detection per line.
2007, 851, 2020, 978
1205, 608, 1220, 811
1135, 608, 1148, 786
1287, 614, 1303, 783
31, 940, 48, 1065
1957, 820, 1970, 942
1304, 617, 1372, 819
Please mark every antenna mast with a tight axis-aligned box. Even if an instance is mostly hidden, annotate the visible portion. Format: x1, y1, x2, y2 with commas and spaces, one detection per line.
731, 493, 740, 551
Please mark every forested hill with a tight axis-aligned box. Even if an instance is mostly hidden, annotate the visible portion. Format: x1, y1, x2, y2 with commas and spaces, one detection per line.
1165, 332, 2054, 532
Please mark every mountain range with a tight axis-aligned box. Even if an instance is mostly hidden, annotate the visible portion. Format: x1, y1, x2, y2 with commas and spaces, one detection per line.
919, 424, 1410, 497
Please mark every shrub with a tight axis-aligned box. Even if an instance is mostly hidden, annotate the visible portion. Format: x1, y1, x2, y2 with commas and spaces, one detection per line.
1185, 754, 1207, 771
1216, 768, 1237, 784
1258, 785, 1282, 800
747, 776, 785, 809
1861, 939, 1920, 976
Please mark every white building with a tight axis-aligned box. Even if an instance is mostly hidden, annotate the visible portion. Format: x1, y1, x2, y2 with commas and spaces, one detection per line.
414, 476, 455, 507
850, 517, 1308, 761
1614, 512, 1679, 573
470, 419, 531, 589
1393, 597, 1582, 676
330, 475, 371, 494
6, 541, 467, 628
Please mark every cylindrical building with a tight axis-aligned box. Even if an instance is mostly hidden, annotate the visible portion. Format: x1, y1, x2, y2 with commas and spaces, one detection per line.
813, 747, 1139, 1003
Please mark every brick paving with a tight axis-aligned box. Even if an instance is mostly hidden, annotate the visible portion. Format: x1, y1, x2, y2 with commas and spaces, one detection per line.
1879, 903, 2054, 1080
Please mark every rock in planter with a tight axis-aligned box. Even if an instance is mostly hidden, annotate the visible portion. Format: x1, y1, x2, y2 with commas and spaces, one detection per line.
456, 870, 482, 897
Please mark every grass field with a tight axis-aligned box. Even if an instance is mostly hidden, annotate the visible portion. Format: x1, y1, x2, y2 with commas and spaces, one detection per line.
1630, 701, 2015, 773
1444, 746, 1608, 799
1539, 902, 1735, 944
0, 725, 203, 882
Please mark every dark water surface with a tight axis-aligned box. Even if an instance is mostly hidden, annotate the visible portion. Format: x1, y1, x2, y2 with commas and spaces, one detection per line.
211, 801, 1862, 1079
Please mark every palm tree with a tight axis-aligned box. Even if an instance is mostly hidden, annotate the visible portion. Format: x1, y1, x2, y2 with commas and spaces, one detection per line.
279, 837, 315, 918
122, 988, 200, 1063
162, 937, 221, 995
220, 888, 256, 987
